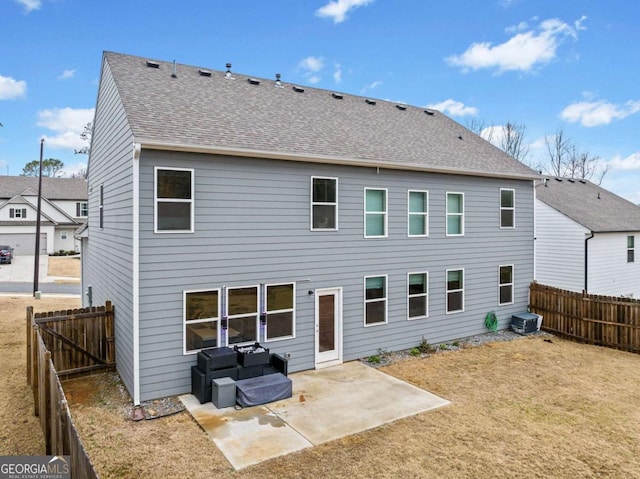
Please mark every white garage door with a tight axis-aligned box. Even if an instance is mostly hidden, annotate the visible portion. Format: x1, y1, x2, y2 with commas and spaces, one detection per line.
0, 233, 47, 255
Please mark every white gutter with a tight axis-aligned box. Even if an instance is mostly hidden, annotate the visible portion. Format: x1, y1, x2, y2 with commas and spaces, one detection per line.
132, 142, 141, 405
137, 140, 540, 181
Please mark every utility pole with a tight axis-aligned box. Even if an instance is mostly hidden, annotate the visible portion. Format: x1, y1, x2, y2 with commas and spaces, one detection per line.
33, 138, 44, 298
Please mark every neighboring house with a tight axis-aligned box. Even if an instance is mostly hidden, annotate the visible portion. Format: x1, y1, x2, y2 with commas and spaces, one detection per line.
83, 51, 538, 403
535, 176, 640, 298
0, 176, 87, 254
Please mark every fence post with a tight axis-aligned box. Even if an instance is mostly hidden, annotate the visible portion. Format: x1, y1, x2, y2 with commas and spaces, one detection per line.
26, 306, 33, 385
43, 351, 52, 455
32, 324, 40, 417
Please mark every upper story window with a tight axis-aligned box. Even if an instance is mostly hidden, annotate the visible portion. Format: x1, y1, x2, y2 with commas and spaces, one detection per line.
184, 289, 220, 353
155, 167, 194, 233
311, 177, 338, 230
265, 283, 296, 341
500, 189, 515, 228
76, 202, 88, 217
628, 236, 635, 263
364, 275, 387, 326
99, 185, 104, 229
446, 269, 464, 313
408, 190, 428, 237
499, 265, 514, 305
408, 272, 428, 320
446, 192, 464, 236
365, 188, 387, 238
9, 208, 27, 219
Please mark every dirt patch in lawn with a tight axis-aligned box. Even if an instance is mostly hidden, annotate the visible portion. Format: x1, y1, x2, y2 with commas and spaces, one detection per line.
47, 256, 80, 280
4, 294, 640, 478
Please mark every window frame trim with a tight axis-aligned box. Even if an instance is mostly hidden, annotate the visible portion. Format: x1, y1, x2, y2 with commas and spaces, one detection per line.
364, 187, 388, 239
154, 166, 195, 234
446, 192, 465, 237
364, 274, 388, 327
264, 281, 296, 343
407, 271, 429, 320
225, 284, 260, 346
310, 176, 339, 232
500, 188, 516, 229
183, 288, 221, 355
627, 235, 635, 263
498, 264, 515, 306
445, 268, 465, 314
407, 190, 429, 237
98, 184, 104, 230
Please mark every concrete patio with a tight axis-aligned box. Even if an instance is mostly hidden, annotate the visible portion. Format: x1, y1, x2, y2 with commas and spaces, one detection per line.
180, 361, 449, 470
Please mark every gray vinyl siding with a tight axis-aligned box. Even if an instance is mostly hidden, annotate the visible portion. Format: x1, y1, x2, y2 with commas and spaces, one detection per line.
136, 150, 534, 400
84, 57, 136, 398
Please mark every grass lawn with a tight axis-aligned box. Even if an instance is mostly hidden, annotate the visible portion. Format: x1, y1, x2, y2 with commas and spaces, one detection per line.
3, 295, 640, 478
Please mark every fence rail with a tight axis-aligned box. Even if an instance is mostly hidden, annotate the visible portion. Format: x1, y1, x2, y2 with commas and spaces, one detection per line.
530, 282, 640, 353
26, 303, 115, 479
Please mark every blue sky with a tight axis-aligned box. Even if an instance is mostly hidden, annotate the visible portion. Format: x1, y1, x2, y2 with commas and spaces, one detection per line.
1, 0, 639, 203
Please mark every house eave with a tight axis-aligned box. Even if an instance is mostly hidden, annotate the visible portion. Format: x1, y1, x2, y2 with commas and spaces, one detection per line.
136, 140, 540, 181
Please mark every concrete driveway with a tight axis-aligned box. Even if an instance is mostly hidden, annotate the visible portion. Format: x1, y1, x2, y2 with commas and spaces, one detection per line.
0, 254, 48, 283
181, 361, 449, 470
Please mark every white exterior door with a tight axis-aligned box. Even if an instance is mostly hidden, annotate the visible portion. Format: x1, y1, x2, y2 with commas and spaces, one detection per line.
315, 287, 342, 368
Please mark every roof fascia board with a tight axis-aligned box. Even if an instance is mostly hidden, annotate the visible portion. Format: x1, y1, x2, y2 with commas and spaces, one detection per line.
136, 140, 540, 181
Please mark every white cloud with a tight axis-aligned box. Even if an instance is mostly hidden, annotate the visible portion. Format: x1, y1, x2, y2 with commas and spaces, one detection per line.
16, 0, 41, 12
37, 107, 94, 150
609, 152, 640, 171
307, 75, 321, 85
560, 100, 640, 127
446, 16, 585, 74
316, 0, 374, 24
58, 69, 76, 80
360, 80, 382, 95
61, 160, 88, 178
426, 99, 478, 117
333, 63, 342, 83
298, 56, 325, 83
0, 75, 27, 100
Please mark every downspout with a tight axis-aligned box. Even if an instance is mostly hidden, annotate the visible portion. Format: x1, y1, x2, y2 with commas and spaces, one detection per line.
132, 142, 141, 405
584, 231, 594, 293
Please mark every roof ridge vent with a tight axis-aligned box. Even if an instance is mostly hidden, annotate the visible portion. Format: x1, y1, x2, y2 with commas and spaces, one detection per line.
199, 69, 212, 77
275, 73, 283, 88
555, 178, 563, 182
424, 109, 435, 115
365, 99, 376, 105
146, 60, 160, 69
247, 78, 260, 85
293, 85, 305, 93
332, 93, 343, 99
568, 178, 575, 183
395, 104, 407, 111
225, 63, 234, 80
579, 179, 587, 184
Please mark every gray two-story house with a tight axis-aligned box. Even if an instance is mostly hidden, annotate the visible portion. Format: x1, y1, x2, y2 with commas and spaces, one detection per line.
83, 51, 538, 404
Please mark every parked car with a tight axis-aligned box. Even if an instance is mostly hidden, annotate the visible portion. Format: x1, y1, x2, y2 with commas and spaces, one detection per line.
0, 245, 14, 264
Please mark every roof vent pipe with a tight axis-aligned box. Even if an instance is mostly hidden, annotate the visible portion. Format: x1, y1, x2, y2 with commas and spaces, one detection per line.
225, 63, 234, 80
171, 60, 177, 78
597, 192, 601, 199
275, 73, 283, 88
544, 178, 549, 187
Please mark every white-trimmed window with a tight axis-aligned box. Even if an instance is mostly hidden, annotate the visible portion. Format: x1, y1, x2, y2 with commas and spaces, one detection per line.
184, 289, 220, 353
446, 269, 464, 313
408, 190, 428, 237
265, 282, 295, 341
61, 231, 68, 240
76, 202, 88, 217
446, 192, 464, 236
155, 167, 194, 233
226, 285, 259, 345
364, 275, 387, 326
499, 265, 514, 305
500, 189, 515, 228
365, 188, 387, 238
99, 185, 104, 229
408, 272, 428, 319
628, 236, 635, 263
311, 177, 338, 230
9, 208, 27, 219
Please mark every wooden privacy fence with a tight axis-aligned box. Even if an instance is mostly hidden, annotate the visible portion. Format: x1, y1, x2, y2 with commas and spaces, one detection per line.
530, 282, 640, 353
26, 302, 116, 479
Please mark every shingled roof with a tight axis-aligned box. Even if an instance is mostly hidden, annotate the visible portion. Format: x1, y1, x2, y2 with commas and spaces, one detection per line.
0, 176, 87, 200
102, 52, 538, 180
536, 176, 640, 232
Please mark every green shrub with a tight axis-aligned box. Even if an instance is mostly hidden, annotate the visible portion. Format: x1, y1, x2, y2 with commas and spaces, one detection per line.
409, 347, 420, 357
368, 355, 381, 364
